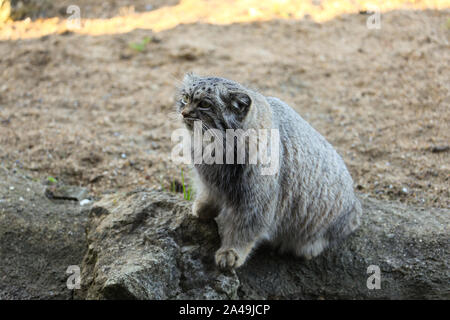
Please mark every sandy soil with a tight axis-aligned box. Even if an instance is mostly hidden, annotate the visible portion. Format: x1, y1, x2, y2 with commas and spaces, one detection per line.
0, 1, 449, 208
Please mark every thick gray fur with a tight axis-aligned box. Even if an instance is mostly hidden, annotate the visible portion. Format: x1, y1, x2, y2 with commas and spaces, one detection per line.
176, 73, 361, 269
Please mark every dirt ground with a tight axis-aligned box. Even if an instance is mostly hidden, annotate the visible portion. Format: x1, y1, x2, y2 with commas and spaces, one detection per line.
0, 0, 449, 208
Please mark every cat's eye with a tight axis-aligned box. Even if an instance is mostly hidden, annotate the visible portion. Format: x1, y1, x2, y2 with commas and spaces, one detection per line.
180, 95, 189, 106
199, 100, 212, 110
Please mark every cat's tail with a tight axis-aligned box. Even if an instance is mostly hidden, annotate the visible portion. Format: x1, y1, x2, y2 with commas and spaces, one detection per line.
326, 197, 362, 245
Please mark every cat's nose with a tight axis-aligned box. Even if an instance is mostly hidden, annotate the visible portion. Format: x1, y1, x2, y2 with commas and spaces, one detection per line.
181, 109, 194, 118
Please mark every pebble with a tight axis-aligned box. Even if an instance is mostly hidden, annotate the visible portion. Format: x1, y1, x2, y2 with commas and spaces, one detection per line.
80, 199, 91, 206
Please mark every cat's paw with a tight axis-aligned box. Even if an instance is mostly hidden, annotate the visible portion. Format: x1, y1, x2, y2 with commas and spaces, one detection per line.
215, 247, 242, 269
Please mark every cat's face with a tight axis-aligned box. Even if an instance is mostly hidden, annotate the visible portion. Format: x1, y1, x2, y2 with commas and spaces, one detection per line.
177, 74, 251, 131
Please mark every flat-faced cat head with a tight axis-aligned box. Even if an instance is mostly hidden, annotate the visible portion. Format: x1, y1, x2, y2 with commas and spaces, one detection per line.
176, 73, 252, 131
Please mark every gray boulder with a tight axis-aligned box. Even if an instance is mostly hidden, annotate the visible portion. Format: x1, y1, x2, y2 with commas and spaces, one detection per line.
78, 189, 449, 300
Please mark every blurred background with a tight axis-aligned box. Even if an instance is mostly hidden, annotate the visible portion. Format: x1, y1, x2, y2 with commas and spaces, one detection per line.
0, 0, 449, 208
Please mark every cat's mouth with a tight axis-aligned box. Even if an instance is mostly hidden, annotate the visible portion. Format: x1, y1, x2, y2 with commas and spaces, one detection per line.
183, 117, 197, 129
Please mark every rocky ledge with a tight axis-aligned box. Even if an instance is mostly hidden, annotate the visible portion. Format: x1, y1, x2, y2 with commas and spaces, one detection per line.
77, 189, 449, 299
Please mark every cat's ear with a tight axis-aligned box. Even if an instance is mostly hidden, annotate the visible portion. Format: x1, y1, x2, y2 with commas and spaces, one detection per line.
183, 72, 199, 83
229, 92, 251, 114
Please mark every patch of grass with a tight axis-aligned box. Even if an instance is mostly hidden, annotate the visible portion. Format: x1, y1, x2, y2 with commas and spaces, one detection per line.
159, 176, 166, 192
47, 176, 57, 184
128, 36, 152, 52
180, 169, 192, 201
165, 169, 193, 201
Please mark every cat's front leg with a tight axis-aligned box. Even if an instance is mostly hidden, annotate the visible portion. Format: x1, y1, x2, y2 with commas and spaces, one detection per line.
214, 206, 268, 269
192, 182, 220, 221
193, 196, 219, 221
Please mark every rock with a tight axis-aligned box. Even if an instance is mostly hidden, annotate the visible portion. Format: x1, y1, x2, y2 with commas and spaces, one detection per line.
0, 167, 90, 299
78, 189, 449, 300
430, 145, 449, 153
44, 184, 89, 201
78, 190, 237, 300
80, 199, 92, 206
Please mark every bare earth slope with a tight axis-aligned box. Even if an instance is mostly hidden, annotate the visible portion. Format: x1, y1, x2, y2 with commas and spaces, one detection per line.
0, 2, 449, 208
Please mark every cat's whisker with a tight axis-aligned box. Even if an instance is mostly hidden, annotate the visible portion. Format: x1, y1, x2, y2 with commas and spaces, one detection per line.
201, 122, 222, 144
168, 74, 185, 90
167, 111, 182, 121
